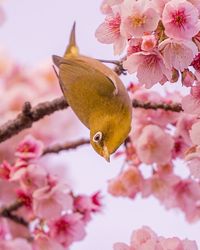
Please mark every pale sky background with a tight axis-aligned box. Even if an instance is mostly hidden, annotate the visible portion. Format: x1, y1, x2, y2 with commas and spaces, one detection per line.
1, 1, 200, 249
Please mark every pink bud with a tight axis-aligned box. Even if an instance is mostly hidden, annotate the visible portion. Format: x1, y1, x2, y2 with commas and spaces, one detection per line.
141, 35, 157, 51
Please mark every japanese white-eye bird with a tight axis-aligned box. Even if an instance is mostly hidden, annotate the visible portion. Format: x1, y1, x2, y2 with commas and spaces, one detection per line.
52, 23, 132, 162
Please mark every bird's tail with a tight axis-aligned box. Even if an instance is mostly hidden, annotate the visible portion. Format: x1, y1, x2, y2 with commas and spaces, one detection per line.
64, 22, 79, 58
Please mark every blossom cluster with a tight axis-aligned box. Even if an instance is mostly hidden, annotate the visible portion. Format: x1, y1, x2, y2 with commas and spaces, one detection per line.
96, 0, 200, 88
0, 135, 101, 250
113, 226, 198, 250
109, 83, 200, 222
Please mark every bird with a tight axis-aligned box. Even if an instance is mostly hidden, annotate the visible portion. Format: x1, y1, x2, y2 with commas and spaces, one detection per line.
52, 22, 132, 162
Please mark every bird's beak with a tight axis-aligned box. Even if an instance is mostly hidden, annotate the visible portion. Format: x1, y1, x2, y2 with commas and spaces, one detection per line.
102, 145, 110, 162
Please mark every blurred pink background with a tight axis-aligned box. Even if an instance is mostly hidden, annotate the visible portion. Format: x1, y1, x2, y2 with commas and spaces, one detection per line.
1, 0, 200, 249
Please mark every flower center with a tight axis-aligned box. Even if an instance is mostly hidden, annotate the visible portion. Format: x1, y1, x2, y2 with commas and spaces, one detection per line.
132, 15, 146, 27
172, 9, 186, 27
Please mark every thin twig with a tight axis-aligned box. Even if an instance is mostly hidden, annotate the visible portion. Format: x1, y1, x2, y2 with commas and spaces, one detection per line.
96, 59, 121, 66
132, 99, 183, 112
0, 200, 28, 227
0, 97, 68, 143
42, 138, 90, 155
97, 58, 127, 75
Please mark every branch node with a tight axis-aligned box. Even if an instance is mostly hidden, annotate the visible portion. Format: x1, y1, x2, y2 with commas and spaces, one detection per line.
22, 102, 32, 117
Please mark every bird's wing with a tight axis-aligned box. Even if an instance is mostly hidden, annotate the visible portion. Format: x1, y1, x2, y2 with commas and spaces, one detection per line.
59, 57, 119, 94
58, 57, 117, 96
77, 55, 125, 96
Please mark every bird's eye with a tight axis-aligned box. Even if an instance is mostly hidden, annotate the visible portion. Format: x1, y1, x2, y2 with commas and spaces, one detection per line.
93, 132, 103, 143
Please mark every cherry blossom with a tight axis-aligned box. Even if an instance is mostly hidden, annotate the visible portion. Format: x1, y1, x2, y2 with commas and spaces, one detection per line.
95, 7, 126, 55
15, 135, 44, 161
48, 213, 86, 247
123, 50, 171, 88
113, 226, 198, 250
159, 38, 198, 71
108, 166, 144, 198
33, 182, 73, 219
121, 0, 160, 38
135, 124, 174, 165
162, 0, 200, 40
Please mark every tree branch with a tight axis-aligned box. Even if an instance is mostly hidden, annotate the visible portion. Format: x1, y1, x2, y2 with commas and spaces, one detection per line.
0, 97, 68, 143
42, 138, 90, 155
0, 96, 183, 145
0, 200, 28, 227
132, 99, 183, 112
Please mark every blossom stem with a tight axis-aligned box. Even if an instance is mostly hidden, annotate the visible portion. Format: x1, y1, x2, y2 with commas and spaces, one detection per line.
97, 58, 127, 75
97, 59, 121, 66
42, 138, 90, 155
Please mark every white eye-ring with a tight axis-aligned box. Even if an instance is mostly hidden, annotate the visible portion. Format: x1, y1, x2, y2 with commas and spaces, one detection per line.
93, 132, 103, 143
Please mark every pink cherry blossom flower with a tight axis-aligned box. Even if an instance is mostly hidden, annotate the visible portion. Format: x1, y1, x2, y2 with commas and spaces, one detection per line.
123, 50, 171, 88
74, 192, 102, 214
15, 164, 47, 193
135, 125, 174, 164
121, 0, 159, 38
74, 192, 102, 223
113, 226, 198, 250
95, 8, 126, 55
159, 38, 198, 71
131, 226, 160, 249
159, 237, 198, 250
33, 182, 73, 219
142, 172, 180, 208
182, 84, 200, 115
48, 213, 86, 247
162, 0, 200, 40
15, 135, 44, 160
108, 166, 144, 198
173, 179, 200, 222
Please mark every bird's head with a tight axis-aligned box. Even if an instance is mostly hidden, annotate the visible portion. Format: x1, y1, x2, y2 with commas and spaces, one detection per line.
90, 115, 131, 162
